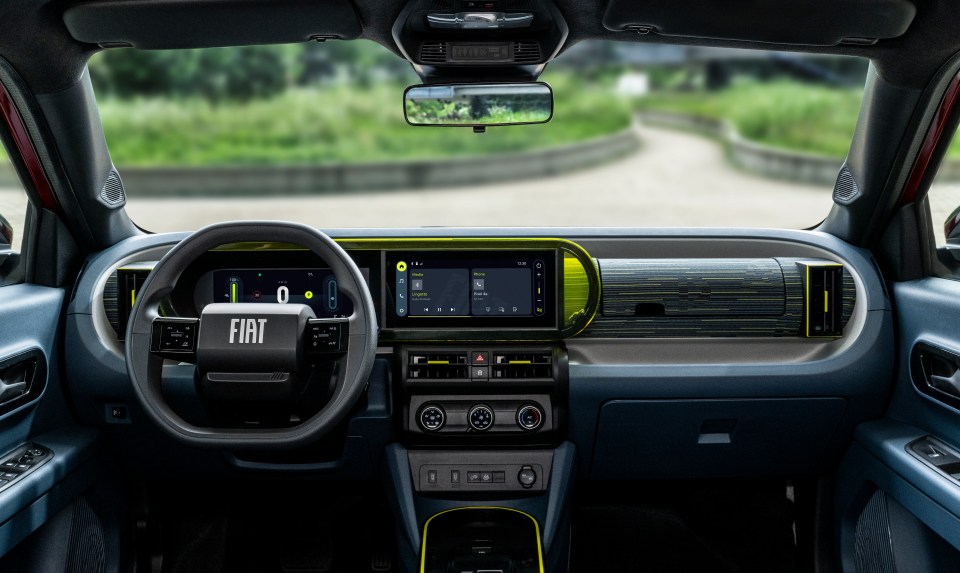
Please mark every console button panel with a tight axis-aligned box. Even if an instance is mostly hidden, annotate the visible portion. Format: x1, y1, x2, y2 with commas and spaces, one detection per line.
400, 345, 566, 441
409, 450, 552, 493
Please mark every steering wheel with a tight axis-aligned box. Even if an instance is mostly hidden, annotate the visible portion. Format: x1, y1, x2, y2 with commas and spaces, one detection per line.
125, 221, 378, 449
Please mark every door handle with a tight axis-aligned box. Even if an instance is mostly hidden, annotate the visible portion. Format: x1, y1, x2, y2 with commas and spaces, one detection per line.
0, 360, 34, 403
912, 342, 960, 408
930, 369, 960, 397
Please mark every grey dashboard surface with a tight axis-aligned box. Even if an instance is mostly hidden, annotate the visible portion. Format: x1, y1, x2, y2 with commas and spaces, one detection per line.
64, 227, 894, 478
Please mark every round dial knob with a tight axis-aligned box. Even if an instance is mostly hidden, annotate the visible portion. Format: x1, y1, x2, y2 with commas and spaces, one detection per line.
516, 404, 544, 431
518, 466, 537, 488
468, 404, 495, 431
418, 404, 446, 432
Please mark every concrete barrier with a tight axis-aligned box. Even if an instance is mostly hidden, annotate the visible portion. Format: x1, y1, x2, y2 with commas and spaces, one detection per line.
111, 127, 640, 197
637, 110, 844, 185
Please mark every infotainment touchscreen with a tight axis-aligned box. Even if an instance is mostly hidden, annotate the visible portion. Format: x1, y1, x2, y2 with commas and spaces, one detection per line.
385, 250, 557, 329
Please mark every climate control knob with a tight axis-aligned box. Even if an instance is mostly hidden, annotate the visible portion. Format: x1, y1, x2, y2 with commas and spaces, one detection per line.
516, 404, 544, 431
468, 404, 495, 431
418, 404, 446, 432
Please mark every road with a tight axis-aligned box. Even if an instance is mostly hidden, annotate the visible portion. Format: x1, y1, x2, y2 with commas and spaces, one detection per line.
5, 124, 956, 238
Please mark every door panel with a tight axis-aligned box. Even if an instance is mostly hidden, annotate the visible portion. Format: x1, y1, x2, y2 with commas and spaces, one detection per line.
836, 278, 960, 571
0, 284, 103, 560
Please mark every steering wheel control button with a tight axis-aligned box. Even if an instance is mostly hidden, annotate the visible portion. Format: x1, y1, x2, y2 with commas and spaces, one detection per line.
518, 466, 537, 488
305, 318, 348, 358
150, 318, 200, 361
468, 404, 494, 431
516, 404, 544, 431
471, 365, 489, 379
419, 404, 446, 431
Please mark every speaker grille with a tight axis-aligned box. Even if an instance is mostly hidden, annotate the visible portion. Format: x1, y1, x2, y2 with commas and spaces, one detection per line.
833, 164, 860, 205
854, 490, 895, 573
420, 42, 447, 64
66, 498, 105, 573
99, 169, 126, 206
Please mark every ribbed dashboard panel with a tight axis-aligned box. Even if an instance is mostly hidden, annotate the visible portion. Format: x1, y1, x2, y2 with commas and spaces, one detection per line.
581, 258, 855, 338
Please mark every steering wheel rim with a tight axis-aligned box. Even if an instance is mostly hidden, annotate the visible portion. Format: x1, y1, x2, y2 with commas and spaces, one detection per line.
125, 221, 378, 449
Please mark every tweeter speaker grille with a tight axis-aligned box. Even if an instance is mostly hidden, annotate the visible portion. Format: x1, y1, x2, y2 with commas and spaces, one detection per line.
98, 169, 126, 206
854, 490, 895, 573
834, 164, 860, 205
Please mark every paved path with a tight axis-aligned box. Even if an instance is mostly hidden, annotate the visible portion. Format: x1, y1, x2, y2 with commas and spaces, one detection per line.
0, 125, 862, 237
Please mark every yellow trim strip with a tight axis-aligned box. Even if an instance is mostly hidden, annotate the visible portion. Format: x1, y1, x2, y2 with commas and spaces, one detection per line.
509, 360, 532, 364
130, 289, 136, 309
420, 506, 544, 573
426, 360, 449, 365
231, 282, 237, 303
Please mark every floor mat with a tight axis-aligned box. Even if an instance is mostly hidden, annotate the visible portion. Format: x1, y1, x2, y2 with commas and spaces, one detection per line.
144, 480, 395, 573
571, 480, 801, 573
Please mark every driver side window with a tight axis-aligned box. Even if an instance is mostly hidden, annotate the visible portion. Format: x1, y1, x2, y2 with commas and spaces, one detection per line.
0, 151, 28, 259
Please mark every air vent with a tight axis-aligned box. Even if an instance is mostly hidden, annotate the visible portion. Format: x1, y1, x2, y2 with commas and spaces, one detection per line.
99, 169, 126, 206
513, 41, 541, 64
420, 42, 447, 64
501, 0, 538, 8
409, 352, 468, 379
427, 0, 454, 8
801, 263, 844, 337
492, 352, 552, 379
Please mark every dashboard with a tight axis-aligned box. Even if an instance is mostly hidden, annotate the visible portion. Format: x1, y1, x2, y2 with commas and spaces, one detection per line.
64, 228, 892, 486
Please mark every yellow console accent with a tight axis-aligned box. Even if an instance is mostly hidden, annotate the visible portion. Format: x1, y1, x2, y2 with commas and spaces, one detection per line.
420, 506, 544, 573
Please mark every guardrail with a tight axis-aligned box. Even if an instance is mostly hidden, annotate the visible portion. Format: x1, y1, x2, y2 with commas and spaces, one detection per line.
91, 127, 639, 197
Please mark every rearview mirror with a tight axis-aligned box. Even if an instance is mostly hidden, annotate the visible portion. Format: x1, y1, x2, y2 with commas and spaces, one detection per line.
404, 82, 553, 128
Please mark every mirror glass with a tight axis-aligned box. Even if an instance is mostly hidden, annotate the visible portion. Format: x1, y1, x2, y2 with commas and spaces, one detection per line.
404, 82, 553, 127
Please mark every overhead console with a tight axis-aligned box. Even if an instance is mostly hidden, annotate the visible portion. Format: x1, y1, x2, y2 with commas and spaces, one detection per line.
391, 0, 568, 80
602, 0, 915, 46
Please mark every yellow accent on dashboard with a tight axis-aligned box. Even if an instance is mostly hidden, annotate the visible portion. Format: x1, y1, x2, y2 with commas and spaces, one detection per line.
209, 237, 602, 339
420, 507, 544, 573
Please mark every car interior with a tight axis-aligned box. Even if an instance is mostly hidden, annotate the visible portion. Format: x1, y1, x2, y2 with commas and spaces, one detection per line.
1, 0, 960, 572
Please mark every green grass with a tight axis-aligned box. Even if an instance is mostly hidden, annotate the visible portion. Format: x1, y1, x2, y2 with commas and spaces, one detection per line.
96, 75, 631, 166
636, 81, 864, 157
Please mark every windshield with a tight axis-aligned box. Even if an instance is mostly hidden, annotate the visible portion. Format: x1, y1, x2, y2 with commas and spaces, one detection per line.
88, 41, 868, 231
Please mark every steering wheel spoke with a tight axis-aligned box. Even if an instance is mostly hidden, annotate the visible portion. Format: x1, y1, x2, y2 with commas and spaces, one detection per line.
304, 317, 349, 363
150, 317, 200, 363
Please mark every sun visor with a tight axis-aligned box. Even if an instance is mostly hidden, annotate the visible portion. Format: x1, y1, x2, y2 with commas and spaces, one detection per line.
602, 0, 916, 46
63, 0, 362, 49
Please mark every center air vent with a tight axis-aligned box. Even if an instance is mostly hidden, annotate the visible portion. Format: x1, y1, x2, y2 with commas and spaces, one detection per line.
409, 352, 468, 379
513, 41, 541, 63
492, 352, 552, 379
420, 42, 448, 64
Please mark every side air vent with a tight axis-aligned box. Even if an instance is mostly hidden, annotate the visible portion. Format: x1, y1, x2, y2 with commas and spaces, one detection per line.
492, 351, 552, 379
98, 169, 126, 206
833, 164, 860, 204
513, 41, 541, 64
801, 262, 844, 337
420, 42, 447, 64
104, 273, 119, 333
409, 352, 469, 379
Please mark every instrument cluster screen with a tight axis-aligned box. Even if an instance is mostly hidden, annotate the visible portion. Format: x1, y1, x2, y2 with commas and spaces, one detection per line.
211, 268, 354, 318
386, 250, 557, 329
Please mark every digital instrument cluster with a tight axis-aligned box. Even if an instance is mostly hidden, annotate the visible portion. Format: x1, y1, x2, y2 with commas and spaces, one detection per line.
211, 268, 353, 318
